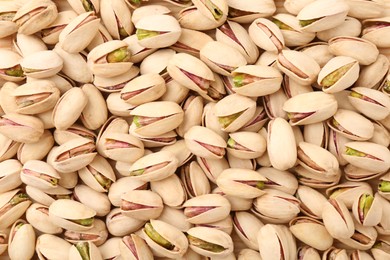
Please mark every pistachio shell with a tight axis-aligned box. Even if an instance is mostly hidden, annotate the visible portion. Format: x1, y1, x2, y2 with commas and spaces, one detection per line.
68, 241, 103, 260
106, 208, 145, 237
41, 10, 78, 45
74, 185, 111, 217
352, 193, 382, 227
316, 17, 362, 42
257, 167, 299, 195
346, 0, 383, 19
67, 0, 100, 14
296, 185, 328, 219
21, 160, 60, 190
0, 189, 31, 229
0, 113, 44, 143
227, 0, 276, 24
150, 174, 187, 208
94, 66, 139, 93
0, 159, 22, 193
26, 203, 62, 234
322, 199, 355, 239
100, 0, 133, 40
21, 50, 63, 79
0, 49, 25, 82
8, 220, 36, 260
121, 190, 163, 220
249, 18, 285, 53
36, 234, 72, 260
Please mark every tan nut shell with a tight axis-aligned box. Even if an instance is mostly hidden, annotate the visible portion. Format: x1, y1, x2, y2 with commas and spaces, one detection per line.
21, 50, 63, 79
227, 131, 266, 159
150, 174, 187, 208
68, 241, 103, 260
0, 189, 31, 229
21, 160, 60, 190
119, 234, 153, 260
102, 132, 144, 163
0, 113, 44, 144
362, 17, 390, 48
0, 49, 24, 82
100, 0, 133, 40
121, 190, 163, 220
352, 193, 382, 226
8, 220, 36, 260
26, 203, 62, 234
249, 18, 285, 53
36, 234, 72, 260
0, 159, 22, 193
322, 199, 355, 239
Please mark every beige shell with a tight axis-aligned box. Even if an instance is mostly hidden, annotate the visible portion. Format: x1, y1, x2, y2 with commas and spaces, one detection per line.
68, 241, 103, 260
227, 0, 276, 24
49, 199, 96, 231
192, 0, 228, 23
352, 193, 382, 227
67, 0, 100, 14
8, 220, 36, 260
346, 0, 383, 19
0, 113, 44, 144
356, 54, 389, 90
94, 66, 139, 93
21, 160, 60, 190
180, 161, 210, 198
362, 17, 390, 48
227, 131, 266, 159
106, 208, 144, 237
41, 10, 78, 45
0, 3, 18, 38
21, 50, 63, 79
233, 212, 263, 250
0, 49, 25, 82
26, 203, 62, 234
296, 185, 328, 219
36, 234, 72, 260
179, 7, 224, 31
119, 234, 153, 260
81, 84, 108, 130
322, 199, 355, 239
317, 16, 362, 42
0, 159, 22, 193
0, 189, 31, 229
73, 185, 111, 217
100, 0, 133, 40
171, 28, 213, 57
151, 173, 187, 208
257, 167, 299, 195
121, 190, 163, 220
102, 132, 144, 163
13, 33, 48, 57
140, 48, 174, 76
248, 18, 285, 53
59, 11, 100, 53
123, 35, 157, 64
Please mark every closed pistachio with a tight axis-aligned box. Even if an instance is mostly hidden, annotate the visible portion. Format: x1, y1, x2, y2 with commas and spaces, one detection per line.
8, 219, 36, 260
119, 233, 153, 260
135, 14, 181, 49
41, 10, 77, 45
322, 199, 355, 239
0, 189, 31, 229
362, 17, 390, 48
121, 190, 163, 220
297, 0, 349, 32
316, 17, 362, 42
296, 185, 328, 219
0, 113, 44, 143
13, 0, 58, 35
73, 185, 111, 217
81, 83, 108, 130
183, 194, 231, 224
318, 56, 360, 93
150, 174, 187, 208
249, 18, 285, 53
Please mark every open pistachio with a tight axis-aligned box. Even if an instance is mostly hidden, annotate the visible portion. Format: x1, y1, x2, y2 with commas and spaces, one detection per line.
69, 241, 103, 260
378, 172, 390, 200
64, 218, 108, 246
326, 181, 372, 209
21, 50, 63, 79
21, 160, 60, 190
100, 0, 133, 40
0, 2, 18, 39
227, 0, 276, 24
322, 198, 355, 239
36, 234, 72, 260
337, 220, 377, 251
26, 203, 62, 234
249, 18, 285, 53
297, 246, 321, 260
67, 0, 100, 14
0, 49, 25, 82
322, 247, 349, 260
352, 193, 382, 226
8, 219, 36, 260
120, 233, 153, 260
121, 190, 163, 220
0, 189, 31, 229
0, 113, 44, 144
233, 211, 263, 250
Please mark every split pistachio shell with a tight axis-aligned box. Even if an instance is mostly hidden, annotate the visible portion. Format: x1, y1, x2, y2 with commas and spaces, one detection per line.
267, 117, 297, 171
216, 168, 266, 199
13, 80, 60, 115
184, 126, 227, 159
41, 10, 77, 45
348, 87, 390, 121
121, 190, 163, 220
0, 159, 22, 193
0, 113, 44, 143
342, 141, 390, 173
289, 216, 333, 251
0, 189, 31, 229
352, 193, 382, 227
150, 174, 187, 208
213, 94, 256, 132
200, 41, 247, 76
249, 18, 285, 53
192, 0, 228, 24
187, 226, 233, 258
327, 109, 374, 141
49, 138, 97, 173
296, 246, 321, 260
119, 233, 153, 260
362, 17, 390, 48
106, 208, 145, 237
94, 66, 139, 93
68, 241, 103, 260
135, 14, 181, 49
67, 0, 100, 14
49, 199, 96, 231
171, 28, 213, 57
231, 65, 282, 97
36, 234, 72, 260
129, 101, 184, 137
167, 52, 215, 94
337, 220, 377, 251
322, 199, 355, 239
328, 36, 379, 66
183, 194, 231, 224
8, 219, 36, 260
322, 247, 349, 260
21, 160, 60, 190
101, 132, 144, 163
257, 224, 296, 260
296, 185, 328, 219
356, 54, 389, 90
177, 95, 203, 138
25, 185, 72, 207
317, 56, 360, 93
59, 11, 100, 53
120, 73, 166, 106
252, 189, 300, 224
227, 0, 276, 24
0, 2, 18, 38
87, 40, 133, 78
216, 21, 259, 64
26, 203, 62, 234
257, 167, 298, 195
0, 49, 25, 82
127, 150, 178, 182
297, 0, 349, 32
277, 50, 320, 85
81, 84, 108, 130
100, 0, 133, 40
73, 185, 111, 217
233, 212, 263, 250
21, 50, 63, 79
142, 219, 188, 258
226, 131, 266, 159
54, 124, 96, 145
13, 0, 58, 35
157, 206, 193, 232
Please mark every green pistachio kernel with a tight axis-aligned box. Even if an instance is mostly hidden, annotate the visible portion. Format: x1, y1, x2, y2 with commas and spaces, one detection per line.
379, 181, 390, 192
345, 147, 366, 157
384, 81, 390, 93
204, 0, 223, 20
218, 111, 244, 129
76, 242, 90, 260
0, 12, 15, 21
72, 217, 94, 226
82, 0, 95, 12
227, 138, 235, 148
299, 18, 319, 27
187, 234, 225, 253
359, 194, 374, 218
10, 193, 29, 206
144, 222, 174, 250
273, 19, 294, 31
5, 65, 24, 77
233, 74, 246, 88
106, 47, 131, 63
256, 181, 265, 190
321, 62, 355, 88
130, 168, 145, 176
350, 91, 363, 99
136, 29, 160, 40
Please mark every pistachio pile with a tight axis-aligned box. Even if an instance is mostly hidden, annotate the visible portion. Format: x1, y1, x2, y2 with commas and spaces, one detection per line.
1, 0, 390, 259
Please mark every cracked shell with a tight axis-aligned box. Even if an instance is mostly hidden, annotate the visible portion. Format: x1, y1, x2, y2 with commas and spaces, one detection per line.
101, 132, 144, 163
119, 234, 153, 260
36, 234, 72, 260
121, 190, 163, 220
0, 49, 25, 82
249, 18, 285, 53
0, 159, 22, 193
21, 160, 60, 190
26, 203, 62, 234
20, 50, 63, 79
100, 0, 133, 40
68, 241, 103, 260
352, 193, 382, 227
226, 131, 266, 159
8, 220, 36, 260
0, 188, 31, 229
0, 113, 44, 144
322, 199, 355, 239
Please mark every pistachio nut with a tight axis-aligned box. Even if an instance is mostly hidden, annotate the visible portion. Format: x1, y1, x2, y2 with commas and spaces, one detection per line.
49, 199, 96, 231
68, 241, 103, 260
167, 52, 215, 94
342, 141, 390, 173
0, 159, 22, 194
183, 194, 231, 224
326, 181, 372, 209
297, 246, 321, 260
171, 28, 213, 57
197, 155, 229, 184
267, 117, 297, 170
0, 113, 44, 144
277, 50, 320, 85
120, 233, 153, 260
73, 184, 111, 217
322, 247, 349, 260
157, 206, 193, 232
0, 189, 31, 229
352, 193, 382, 227
213, 93, 256, 132
0, 2, 18, 38
21, 160, 60, 190
318, 56, 360, 93
13, 0, 58, 35
337, 220, 377, 251
143, 219, 188, 258
186, 226, 233, 257
249, 18, 285, 53
317, 16, 362, 42
297, 0, 349, 32
129, 101, 184, 137
64, 218, 108, 246
0, 49, 25, 82
216, 168, 266, 199
139, 47, 175, 78
120, 73, 166, 106
8, 219, 36, 260
101, 132, 144, 163
257, 224, 296, 260
78, 155, 116, 192
127, 150, 179, 182
25, 185, 72, 207
192, 0, 228, 24
328, 36, 379, 66
120, 190, 163, 220
201, 102, 229, 140
355, 54, 389, 90
41, 10, 77, 45
135, 14, 181, 49
48, 138, 97, 173
94, 66, 139, 93
58, 11, 100, 53
348, 87, 390, 121
161, 140, 193, 167
13, 80, 60, 115
98, 237, 121, 260
296, 185, 328, 219
21, 50, 63, 79
150, 174, 187, 208
216, 21, 259, 64
257, 167, 299, 195
289, 216, 333, 251
227, 0, 275, 23
231, 65, 282, 97
87, 40, 133, 78
106, 208, 145, 237
100, 0, 133, 40
252, 189, 300, 224
322, 198, 355, 239
54, 124, 96, 145
25, 203, 62, 234
327, 109, 374, 141
123, 34, 157, 64
176, 95, 203, 138
81, 83, 108, 131
58, 171, 78, 190
233, 211, 263, 250
36, 234, 72, 260
378, 172, 390, 200
66, 0, 100, 14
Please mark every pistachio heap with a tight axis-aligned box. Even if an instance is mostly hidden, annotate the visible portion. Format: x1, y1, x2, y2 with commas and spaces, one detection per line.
1, 0, 390, 259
